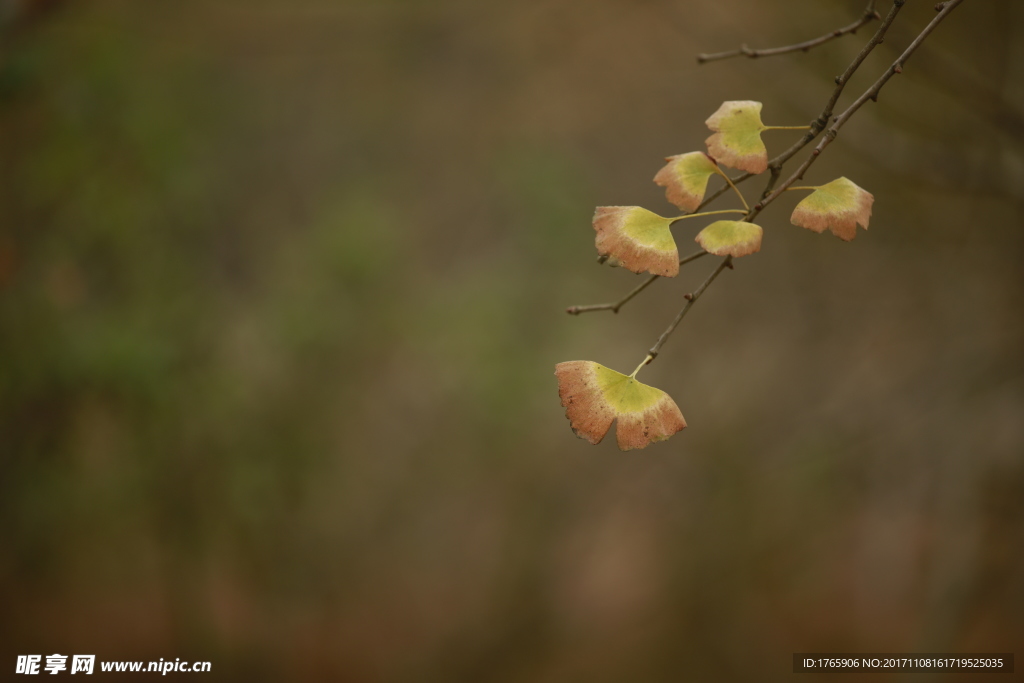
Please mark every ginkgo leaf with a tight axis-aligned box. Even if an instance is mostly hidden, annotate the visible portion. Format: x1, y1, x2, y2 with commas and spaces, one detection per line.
705, 100, 768, 174
593, 206, 679, 277
653, 151, 719, 212
694, 220, 763, 257
790, 177, 873, 241
555, 361, 686, 451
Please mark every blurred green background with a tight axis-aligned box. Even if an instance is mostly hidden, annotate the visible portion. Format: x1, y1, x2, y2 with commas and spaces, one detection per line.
2, 0, 1022, 680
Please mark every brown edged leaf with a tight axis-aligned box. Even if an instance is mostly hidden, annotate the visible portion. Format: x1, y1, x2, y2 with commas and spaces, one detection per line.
694, 220, 763, 257
704, 100, 768, 174
790, 177, 873, 241
555, 361, 686, 451
653, 151, 719, 212
593, 206, 679, 277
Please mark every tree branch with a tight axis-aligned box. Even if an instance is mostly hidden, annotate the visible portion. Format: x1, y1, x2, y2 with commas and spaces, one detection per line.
697, 0, 906, 210
644, 256, 733, 367
750, 0, 966, 219
696, 1, 880, 64
567, 0, 965, 371
566, 249, 708, 315
638, 0, 960, 367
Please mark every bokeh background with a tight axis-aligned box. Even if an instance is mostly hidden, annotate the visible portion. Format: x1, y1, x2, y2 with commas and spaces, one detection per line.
2, 0, 1022, 680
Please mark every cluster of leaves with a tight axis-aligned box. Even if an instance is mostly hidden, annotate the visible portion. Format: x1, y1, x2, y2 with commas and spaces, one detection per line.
557, 101, 874, 450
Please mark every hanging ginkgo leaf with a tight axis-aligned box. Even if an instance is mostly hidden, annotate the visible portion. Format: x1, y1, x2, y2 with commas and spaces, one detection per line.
555, 361, 686, 450
593, 206, 679, 277
705, 101, 768, 174
790, 177, 873, 241
653, 151, 719, 212
694, 220, 763, 257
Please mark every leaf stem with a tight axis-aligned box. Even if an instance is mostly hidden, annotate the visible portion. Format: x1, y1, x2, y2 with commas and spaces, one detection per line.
670, 209, 747, 222
763, 125, 812, 131
629, 354, 654, 379
714, 166, 750, 210
784, 186, 818, 191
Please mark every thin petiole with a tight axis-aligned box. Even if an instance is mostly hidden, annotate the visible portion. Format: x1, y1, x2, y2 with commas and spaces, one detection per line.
763, 125, 812, 131
784, 186, 818, 191
714, 166, 750, 210
670, 209, 747, 222
629, 354, 654, 380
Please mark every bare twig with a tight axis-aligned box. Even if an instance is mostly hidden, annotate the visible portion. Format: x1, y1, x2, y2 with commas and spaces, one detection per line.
697, 1, 880, 64
644, 256, 733, 365
751, 0, 966, 219
566, 249, 708, 315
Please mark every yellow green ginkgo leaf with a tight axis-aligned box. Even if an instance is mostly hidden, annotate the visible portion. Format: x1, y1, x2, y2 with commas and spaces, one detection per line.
593, 206, 679, 277
705, 100, 768, 174
653, 151, 719, 212
694, 220, 763, 257
790, 177, 873, 241
555, 361, 686, 451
